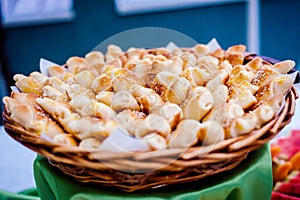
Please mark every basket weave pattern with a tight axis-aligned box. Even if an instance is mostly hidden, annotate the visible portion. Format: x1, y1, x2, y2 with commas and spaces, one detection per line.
2, 85, 297, 192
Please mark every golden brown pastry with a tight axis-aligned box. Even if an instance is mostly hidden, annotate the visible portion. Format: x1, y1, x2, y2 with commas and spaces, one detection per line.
251, 67, 280, 88
135, 113, 171, 138
112, 74, 139, 92
53, 134, 78, 146
95, 91, 114, 106
245, 57, 263, 72
193, 44, 209, 57
111, 90, 140, 112
70, 94, 116, 120
79, 137, 102, 150
272, 60, 295, 74
129, 84, 154, 102
48, 65, 75, 83
153, 103, 182, 130
206, 73, 229, 92
91, 74, 113, 94
115, 109, 145, 136
225, 45, 246, 66
225, 114, 258, 138
226, 65, 258, 98
144, 133, 167, 150
180, 67, 206, 87
85, 51, 105, 74
3, 43, 296, 152
211, 84, 229, 107
225, 103, 275, 138
3, 92, 64, 138
35, 97, 75, 124
47, 77, 71, 95
74, 70, 95, 88
181, 51, 197, 70
182, 86, 213, 121
202, 102, 244, 124
66, 56, 89, 74
196, 56, 219, 78
140, 93, 163, 114
42, 85, 67, 101
219, 60, 233, 73
105, 44, 123, 63
256, 75, 295, 112
29, 72, 48, 85
230, 90, 257, 110
152, 71, 191, 105
65, 117, 117, 140
14, 74, 43, 95
198, 121, 225, 145
168, 119, 200, 148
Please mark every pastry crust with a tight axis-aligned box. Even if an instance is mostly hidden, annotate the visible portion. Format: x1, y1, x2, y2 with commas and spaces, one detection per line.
3, 92, 64, 138
168, 119, 201, 148
3, 43, 295, 151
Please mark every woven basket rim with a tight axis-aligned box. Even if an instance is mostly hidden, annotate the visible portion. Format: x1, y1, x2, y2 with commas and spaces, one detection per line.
2, 86, 298, 192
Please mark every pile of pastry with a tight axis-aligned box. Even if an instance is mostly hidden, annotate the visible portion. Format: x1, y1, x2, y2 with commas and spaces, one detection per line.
2, 44, 296, 151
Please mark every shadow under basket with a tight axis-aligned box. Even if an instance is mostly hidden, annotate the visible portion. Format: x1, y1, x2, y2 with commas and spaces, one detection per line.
2, 86, 298, 192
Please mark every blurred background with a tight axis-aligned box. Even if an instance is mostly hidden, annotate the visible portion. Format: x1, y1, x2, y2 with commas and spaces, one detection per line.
0, 0, 299, 193
1, 0, 300, 114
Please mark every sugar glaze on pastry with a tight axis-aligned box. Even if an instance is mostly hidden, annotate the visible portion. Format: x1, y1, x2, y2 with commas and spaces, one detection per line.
3, 43, 296, 151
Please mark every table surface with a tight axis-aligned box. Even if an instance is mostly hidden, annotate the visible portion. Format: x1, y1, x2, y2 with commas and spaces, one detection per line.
0, 85, 300, 193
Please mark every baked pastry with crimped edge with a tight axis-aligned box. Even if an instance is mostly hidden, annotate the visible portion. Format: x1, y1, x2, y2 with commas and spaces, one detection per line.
2, 44, 298, 192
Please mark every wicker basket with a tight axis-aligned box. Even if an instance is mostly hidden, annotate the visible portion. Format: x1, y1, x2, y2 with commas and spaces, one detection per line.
2, 83, 298, 192
2, 50, 299, 191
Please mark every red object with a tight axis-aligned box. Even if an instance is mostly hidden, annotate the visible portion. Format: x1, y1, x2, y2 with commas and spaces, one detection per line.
272, 130, 300, 160
283, 171, 300, 184
272, 130, 300, 200
274, 182, 300, 196
287, 178, 300, 184
272, 191, 300, 200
